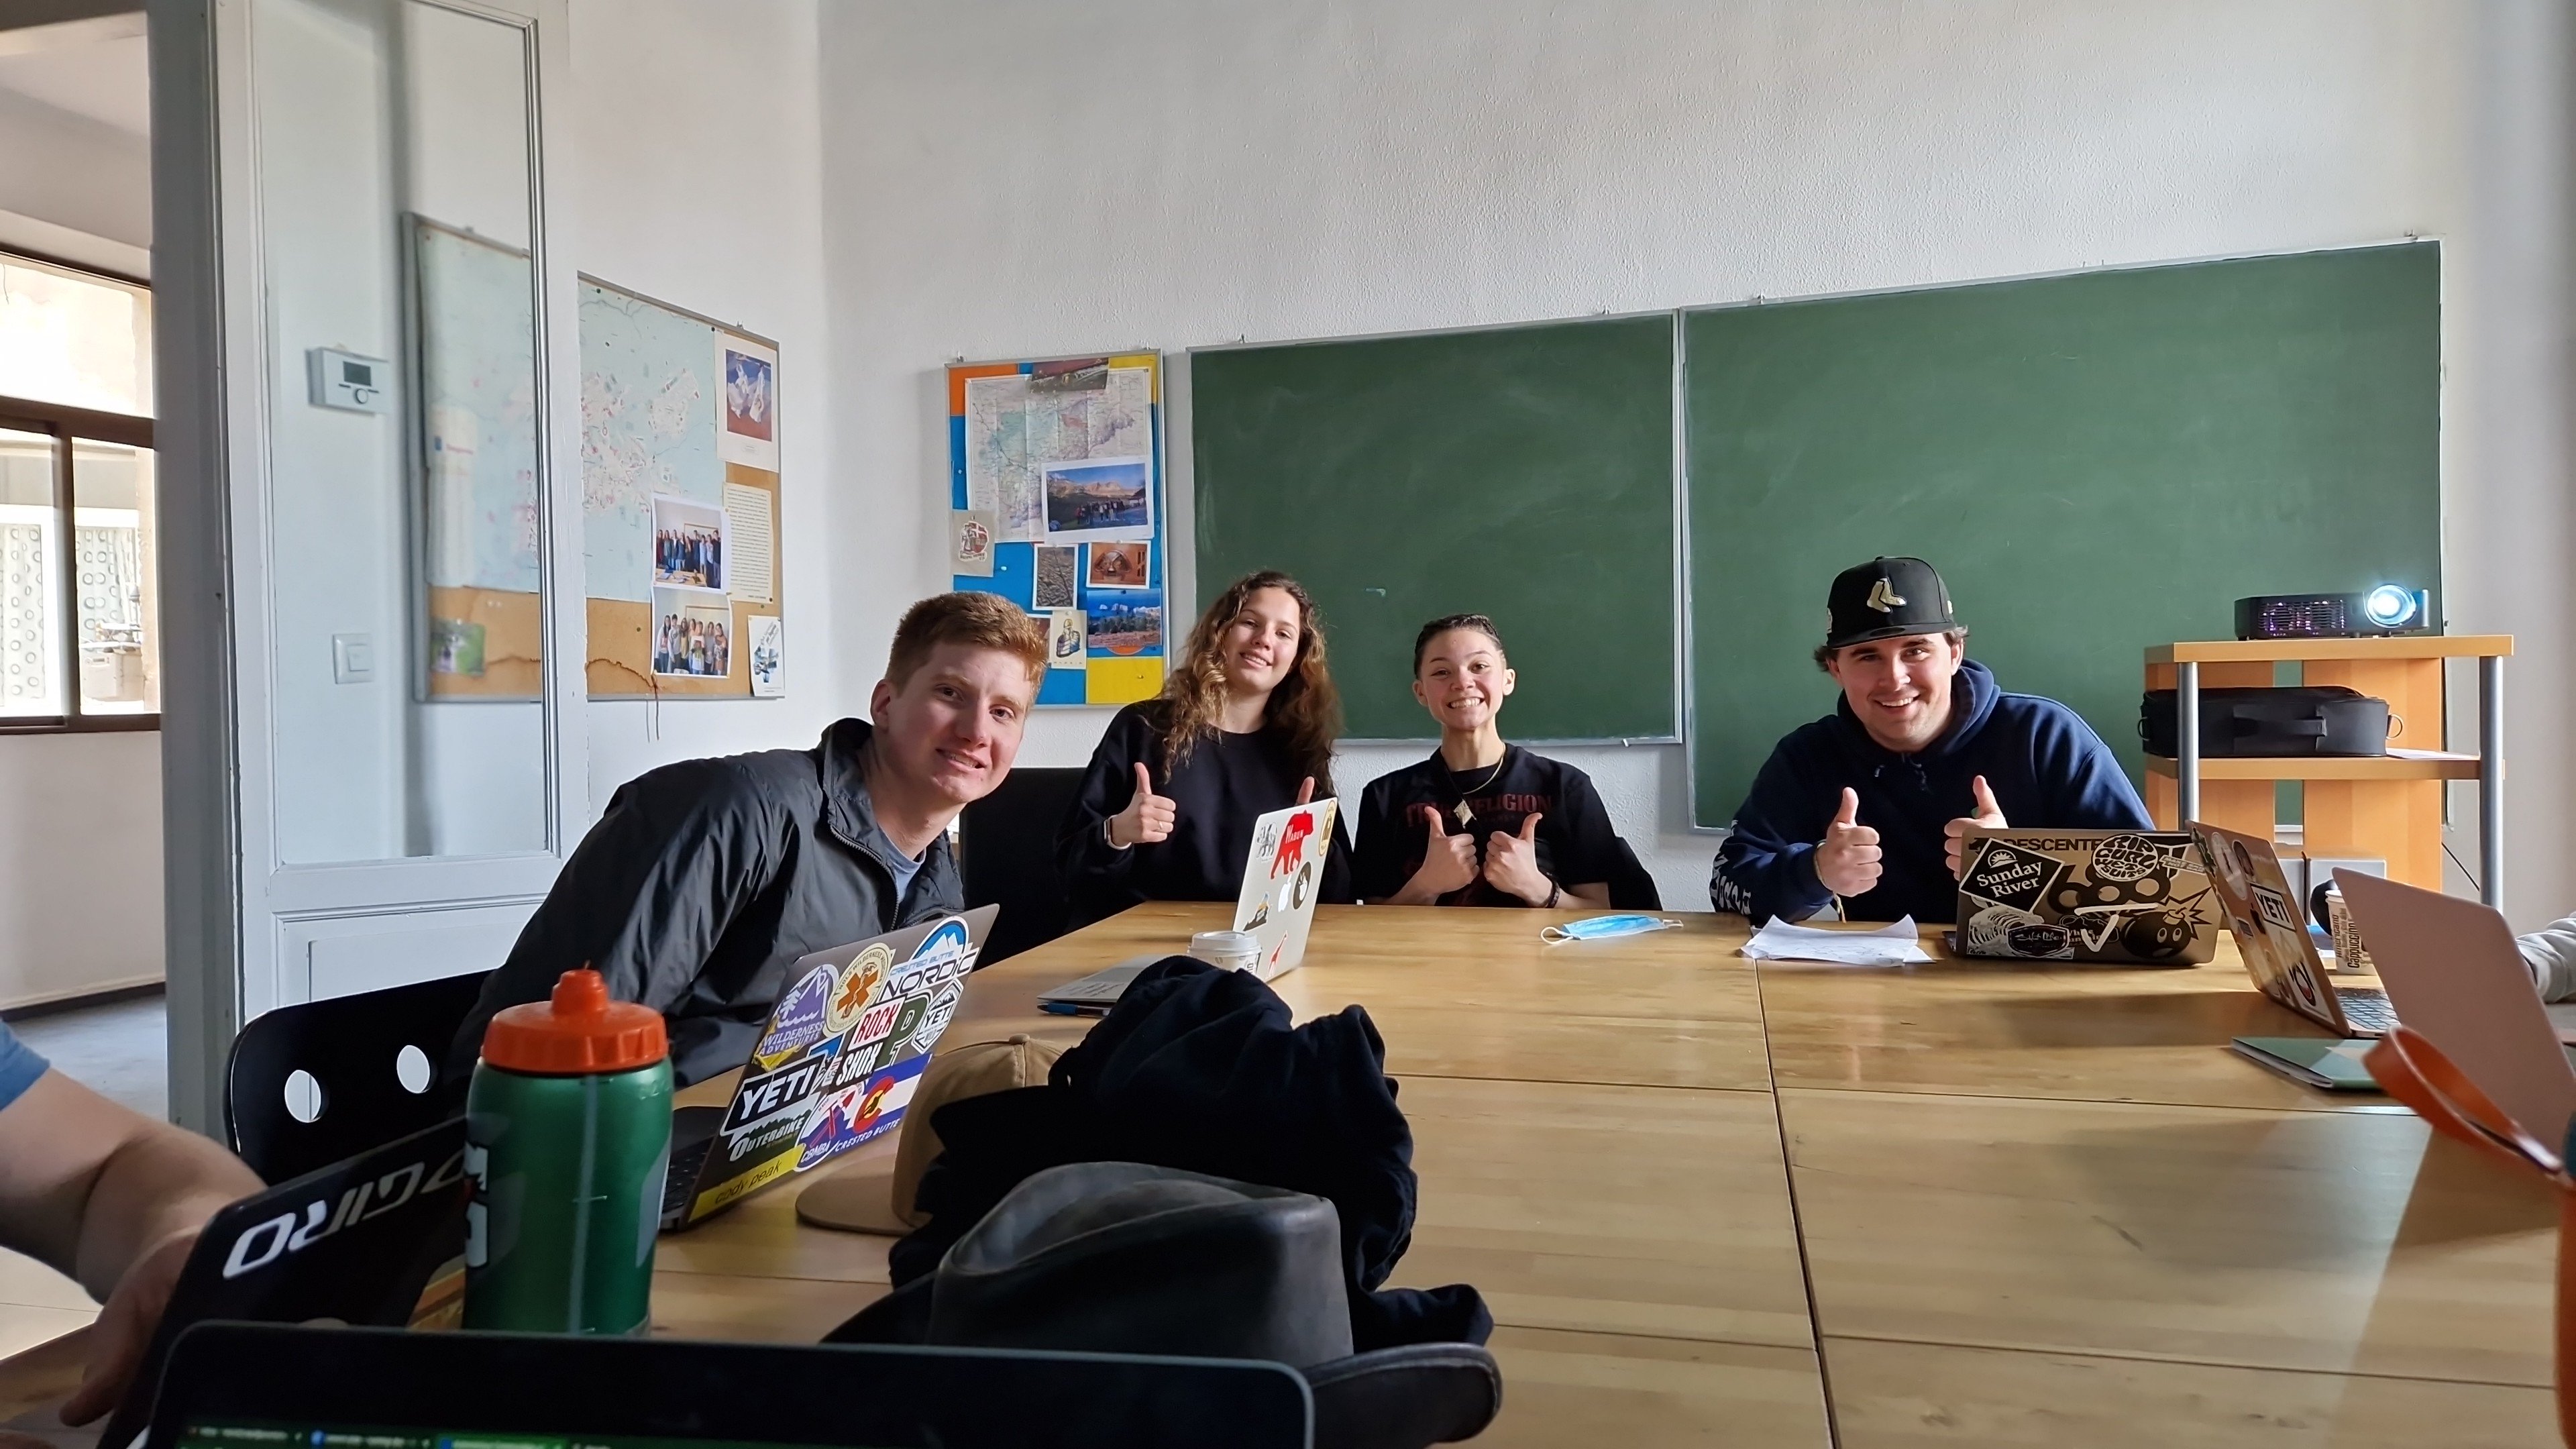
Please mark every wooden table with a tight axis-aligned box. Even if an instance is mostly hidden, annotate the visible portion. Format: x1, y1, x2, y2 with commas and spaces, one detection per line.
5, 903, 2561, 1444
651, 902, 2563, 1446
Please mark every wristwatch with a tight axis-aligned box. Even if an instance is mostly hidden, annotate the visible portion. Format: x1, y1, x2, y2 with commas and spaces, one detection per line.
1542, 880, 1562, 909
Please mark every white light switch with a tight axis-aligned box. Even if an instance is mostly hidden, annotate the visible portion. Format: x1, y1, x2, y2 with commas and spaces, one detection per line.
333, 633, 374, 684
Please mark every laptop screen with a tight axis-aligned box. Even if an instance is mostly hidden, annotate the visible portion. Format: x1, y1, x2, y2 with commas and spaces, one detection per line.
178, 1424, 902, 1449
150, 1324, 1311, 1449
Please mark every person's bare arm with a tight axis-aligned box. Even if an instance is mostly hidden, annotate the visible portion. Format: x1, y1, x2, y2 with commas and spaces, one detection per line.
0, 1070, 262, 1424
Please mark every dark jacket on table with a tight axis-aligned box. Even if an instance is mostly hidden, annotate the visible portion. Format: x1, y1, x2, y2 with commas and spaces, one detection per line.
1353, 745, 1661, 909
1056, 700, 1354, 928
446, 717, 963, 1090
1714, 659, 2151, 926
888, 957, 1491, 1353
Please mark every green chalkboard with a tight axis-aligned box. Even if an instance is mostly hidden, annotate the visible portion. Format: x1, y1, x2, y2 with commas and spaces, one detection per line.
1193, 316, 1676, 741
1686, 244, 2442, 826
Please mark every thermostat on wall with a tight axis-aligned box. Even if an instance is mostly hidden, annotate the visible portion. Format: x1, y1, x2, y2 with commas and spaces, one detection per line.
308, 347, 393, 414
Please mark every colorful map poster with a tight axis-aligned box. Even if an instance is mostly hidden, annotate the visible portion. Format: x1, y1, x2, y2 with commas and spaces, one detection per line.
948, 353, 1165, 707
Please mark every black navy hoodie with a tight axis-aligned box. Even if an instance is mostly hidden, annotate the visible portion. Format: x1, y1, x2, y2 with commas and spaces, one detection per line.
1714, 659, 2151, 924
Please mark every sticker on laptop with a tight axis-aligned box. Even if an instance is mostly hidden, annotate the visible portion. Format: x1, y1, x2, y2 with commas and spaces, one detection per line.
1957, 833, 2220, 963
796, 1053, 932, 1171
751, 963, 838, 1069
827, 943, 894, 1036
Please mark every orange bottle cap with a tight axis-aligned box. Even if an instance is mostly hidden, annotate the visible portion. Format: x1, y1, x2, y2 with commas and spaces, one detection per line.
480, 968, 667, 1075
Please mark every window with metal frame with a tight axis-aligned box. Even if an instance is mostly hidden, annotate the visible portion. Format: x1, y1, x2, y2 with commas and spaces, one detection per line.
0, 248, 158, 733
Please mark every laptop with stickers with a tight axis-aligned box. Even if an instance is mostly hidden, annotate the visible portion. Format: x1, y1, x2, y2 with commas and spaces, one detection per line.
2192, 823, 2396, 1036
1036, 798, 1341, 1009
1230, 798, 1338, 981
661, 906, 997, 1231
1953, 828, 2222, 964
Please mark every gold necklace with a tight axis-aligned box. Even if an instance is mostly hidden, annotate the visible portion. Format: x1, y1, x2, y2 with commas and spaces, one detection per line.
1448, 748, 1507, 825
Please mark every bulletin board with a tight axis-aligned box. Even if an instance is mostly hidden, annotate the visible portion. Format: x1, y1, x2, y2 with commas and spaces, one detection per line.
946, 352, 1167, 706
576, 275, 786, 700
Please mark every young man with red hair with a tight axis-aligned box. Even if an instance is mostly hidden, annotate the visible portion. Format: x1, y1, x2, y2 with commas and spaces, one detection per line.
449, 593, 1047, 1087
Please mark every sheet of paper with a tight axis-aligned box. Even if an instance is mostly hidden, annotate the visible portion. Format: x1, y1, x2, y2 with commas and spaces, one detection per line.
723, 482, 775, 604
1740, 916, 1934, 966
747, 614, 785, 696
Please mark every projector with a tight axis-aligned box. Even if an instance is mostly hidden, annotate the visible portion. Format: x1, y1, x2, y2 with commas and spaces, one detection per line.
2235, 587, 2432, 641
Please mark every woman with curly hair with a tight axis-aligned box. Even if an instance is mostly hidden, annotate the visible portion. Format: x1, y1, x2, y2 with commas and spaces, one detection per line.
1057, 570, 1354, 928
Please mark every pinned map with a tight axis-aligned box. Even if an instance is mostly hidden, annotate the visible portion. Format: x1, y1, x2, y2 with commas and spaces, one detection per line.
414, 221, 541, 594
963, 362, 1152, 541
579, 281, 722, 602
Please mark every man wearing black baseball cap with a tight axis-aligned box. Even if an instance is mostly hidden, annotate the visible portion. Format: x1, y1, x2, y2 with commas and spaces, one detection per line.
1713, 556, 2149, 924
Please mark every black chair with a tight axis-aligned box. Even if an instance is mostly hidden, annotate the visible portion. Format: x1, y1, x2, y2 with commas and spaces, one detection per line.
1605, 838, 1665, 910
224, 969, 493, 1184
959, 766, 1086, 967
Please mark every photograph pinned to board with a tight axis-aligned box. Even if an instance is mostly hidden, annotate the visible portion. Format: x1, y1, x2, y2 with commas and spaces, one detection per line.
1087, 541, 1150, 590
718, 334, 778, 470
1041, 457, 1152, 543
1087, 597, 1162, 657
748, 614, 785, 697
1032, 544, 1079, 610
1045, 608, 1085, 669
653, 589, 733, 678
950, 508, 998, 577
653, 494, 729, 592
428, 619, 486, 678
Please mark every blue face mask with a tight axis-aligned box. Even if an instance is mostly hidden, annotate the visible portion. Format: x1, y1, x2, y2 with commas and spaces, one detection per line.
1541, 914, 1683, 944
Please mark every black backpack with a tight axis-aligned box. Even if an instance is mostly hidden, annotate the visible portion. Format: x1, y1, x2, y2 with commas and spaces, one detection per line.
2139, 686, 2392, 758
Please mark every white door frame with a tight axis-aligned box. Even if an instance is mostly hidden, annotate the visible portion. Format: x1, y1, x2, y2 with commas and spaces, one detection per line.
149, 0, 584, 1133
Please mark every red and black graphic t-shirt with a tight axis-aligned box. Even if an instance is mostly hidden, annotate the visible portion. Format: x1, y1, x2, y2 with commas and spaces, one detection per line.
1352, 745, 1638, 907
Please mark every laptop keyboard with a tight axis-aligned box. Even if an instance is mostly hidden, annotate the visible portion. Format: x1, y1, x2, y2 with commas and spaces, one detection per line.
661, 1134, 712, 1216
2336, 986, 2398, 1034
660, 1105, 724, 1219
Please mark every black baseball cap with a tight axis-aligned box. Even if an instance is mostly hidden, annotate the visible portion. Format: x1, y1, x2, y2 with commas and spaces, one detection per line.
1823, 556, 1959, 650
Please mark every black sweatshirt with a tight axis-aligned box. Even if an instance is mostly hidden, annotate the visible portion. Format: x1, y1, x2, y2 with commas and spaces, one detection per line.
1352, 745, 1655, 908
1057, 700, 1356, 929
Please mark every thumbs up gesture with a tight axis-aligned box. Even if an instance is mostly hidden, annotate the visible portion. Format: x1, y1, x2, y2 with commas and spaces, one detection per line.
1815, 788, 1884, 899
1483, 811, 1554, 906
1107, 761, 1177, 849
1944, 774, 2008, 878
1407, 806, 1480, 899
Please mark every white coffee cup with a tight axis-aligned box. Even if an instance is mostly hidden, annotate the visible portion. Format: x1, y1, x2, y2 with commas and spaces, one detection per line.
1188, 929, 1259, 973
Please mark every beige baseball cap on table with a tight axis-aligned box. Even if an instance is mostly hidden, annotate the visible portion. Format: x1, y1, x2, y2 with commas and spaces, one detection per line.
795, 1033, 1064, 1236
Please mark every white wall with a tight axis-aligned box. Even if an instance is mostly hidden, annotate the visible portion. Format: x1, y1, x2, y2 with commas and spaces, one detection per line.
804, 0, 2573, 923
0, 87, 149, 252
561, 0, 839, 802
0, 731, 163, 1008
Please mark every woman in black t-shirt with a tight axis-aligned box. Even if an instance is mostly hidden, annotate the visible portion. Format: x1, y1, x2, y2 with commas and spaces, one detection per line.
1354, 614, 1656, 909
1056, 570, 1355, 928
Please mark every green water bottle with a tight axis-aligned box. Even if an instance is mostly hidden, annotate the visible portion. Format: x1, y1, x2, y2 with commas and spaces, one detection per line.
464, 967, 672, 1334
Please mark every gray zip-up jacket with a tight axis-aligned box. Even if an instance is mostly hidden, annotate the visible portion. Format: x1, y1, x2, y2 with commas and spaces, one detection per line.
446, 717, 964, 1089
